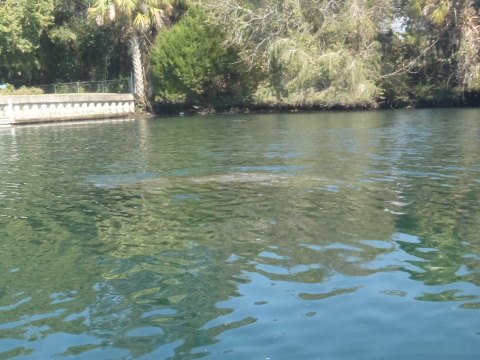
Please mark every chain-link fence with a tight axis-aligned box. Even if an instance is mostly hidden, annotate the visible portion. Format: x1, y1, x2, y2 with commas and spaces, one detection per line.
37, 78, 133, 94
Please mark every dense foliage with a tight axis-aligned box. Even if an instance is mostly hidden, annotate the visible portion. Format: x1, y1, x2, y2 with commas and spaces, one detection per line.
204, 0, 393, 108
1, 0, 480, 109
0, 0, 129, 86
0, 0, 54, 83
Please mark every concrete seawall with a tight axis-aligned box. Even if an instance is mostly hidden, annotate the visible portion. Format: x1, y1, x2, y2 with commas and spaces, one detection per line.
0, 93, 135, 125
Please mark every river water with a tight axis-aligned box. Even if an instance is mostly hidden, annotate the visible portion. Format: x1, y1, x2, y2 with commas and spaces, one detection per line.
0, 109, 479, 359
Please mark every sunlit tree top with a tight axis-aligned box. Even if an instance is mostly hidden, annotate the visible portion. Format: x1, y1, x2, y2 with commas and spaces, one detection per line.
88, 0, 171, 33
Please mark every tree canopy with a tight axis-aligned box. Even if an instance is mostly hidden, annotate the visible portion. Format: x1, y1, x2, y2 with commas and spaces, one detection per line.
1, 0, 480, 109
0, 0, 54, 82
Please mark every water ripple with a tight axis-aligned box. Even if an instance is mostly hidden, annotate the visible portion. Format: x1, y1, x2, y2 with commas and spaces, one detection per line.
0, 112, 479, 359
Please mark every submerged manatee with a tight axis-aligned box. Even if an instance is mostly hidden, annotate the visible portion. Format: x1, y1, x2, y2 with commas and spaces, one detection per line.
95, 171, 347, 191
189, 172, 291, 184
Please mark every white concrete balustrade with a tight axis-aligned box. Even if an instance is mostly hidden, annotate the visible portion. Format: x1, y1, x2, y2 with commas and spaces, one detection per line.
0, 93, 135, 125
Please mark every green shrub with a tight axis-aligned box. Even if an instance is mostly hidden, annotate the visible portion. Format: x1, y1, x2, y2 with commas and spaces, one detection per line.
0, 85, 44, 95
151, 5, 253, 108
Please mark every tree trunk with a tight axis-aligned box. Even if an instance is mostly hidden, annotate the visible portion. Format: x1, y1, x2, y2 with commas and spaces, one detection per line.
129, 35, 146, 105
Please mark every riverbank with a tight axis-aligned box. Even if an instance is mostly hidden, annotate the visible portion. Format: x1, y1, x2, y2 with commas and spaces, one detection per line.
150, 91, 480, 116
0, 93, 135, 126
151, 94, 480, 116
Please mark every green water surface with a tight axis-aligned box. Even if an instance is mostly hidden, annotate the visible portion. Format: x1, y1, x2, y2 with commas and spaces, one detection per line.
0, 109, 479, 359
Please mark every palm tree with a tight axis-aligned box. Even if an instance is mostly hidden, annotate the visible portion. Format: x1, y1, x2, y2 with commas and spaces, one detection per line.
89, 0, 172, 105
410, 0, 453, 26
409, 0, 480, 90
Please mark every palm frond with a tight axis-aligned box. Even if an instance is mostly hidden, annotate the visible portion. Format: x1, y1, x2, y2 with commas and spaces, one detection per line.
431, 0, 450, 25
133, 12, 151, 31
109, 3, 116, 21
149, 7, 165, 28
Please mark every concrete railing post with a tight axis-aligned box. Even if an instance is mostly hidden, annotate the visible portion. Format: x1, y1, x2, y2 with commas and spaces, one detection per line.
6, 97, 14, 123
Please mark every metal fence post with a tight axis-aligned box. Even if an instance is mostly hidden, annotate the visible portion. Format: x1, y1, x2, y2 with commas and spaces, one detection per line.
128, 73, 134, 94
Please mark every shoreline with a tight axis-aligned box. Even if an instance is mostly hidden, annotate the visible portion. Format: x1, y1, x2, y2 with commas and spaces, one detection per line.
151, 98, 480, 117
2, 93, 479, 125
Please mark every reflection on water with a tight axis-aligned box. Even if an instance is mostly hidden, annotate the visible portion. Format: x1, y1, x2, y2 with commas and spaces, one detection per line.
0, 109, 479, 359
